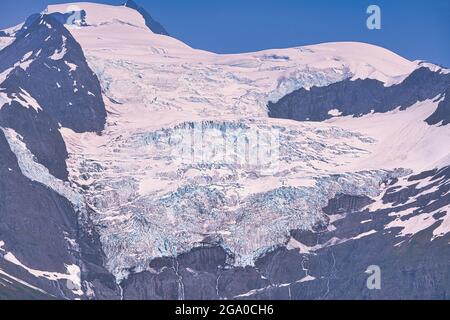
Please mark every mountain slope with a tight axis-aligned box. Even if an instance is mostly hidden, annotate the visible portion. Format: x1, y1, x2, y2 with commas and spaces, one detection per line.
0, 14, 117, 300
1, 2, 449, 300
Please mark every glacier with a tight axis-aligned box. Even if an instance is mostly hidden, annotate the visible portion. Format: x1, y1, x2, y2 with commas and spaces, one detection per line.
63, 117, 409, 280
1, 2, 448, 298
45, 3, 448, 282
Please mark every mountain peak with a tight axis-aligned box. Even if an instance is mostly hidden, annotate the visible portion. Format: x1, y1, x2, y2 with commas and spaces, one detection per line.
124, 0, 140, 9
123, 0, 169, 36
45, 2, 169, 36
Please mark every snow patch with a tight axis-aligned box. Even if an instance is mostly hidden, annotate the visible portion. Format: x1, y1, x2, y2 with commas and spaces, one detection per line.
327, 98, 450, 173
14, 88, 42, 111
298, 275, 316, 283
50, 40, 67, 60
328, 109, 342, 117
3, 251, 82, 296
0, 67, 14, 84
387, 212, 437, 237
0, 91, 12, 109
352, 230, 377, 240
0, 36, 14, 51
21, 51, 33, 61
0, 89, 42, 112
65, 61, 77, 71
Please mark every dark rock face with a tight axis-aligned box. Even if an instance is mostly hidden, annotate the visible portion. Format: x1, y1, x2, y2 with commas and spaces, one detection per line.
13, 13, 41, 38
0, 14, 106, 179
122, 268, 180, 300
125, 0, 169, 36
426, 88, 450, 125
122, 247, 226, 300
120, 167, 450, 300
268, 67, 450, 125
0, 271, 55, 300
323, 194, 374, 215
0, 14, 106, 133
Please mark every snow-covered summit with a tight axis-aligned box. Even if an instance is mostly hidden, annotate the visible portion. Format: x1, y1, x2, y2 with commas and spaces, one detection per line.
46, 2, 147, 29
0, 1, 429, 89
45, 1, 169, 35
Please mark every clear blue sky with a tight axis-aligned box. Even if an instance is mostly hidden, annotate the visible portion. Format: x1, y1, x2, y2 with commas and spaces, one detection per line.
1, 0, 449, 66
